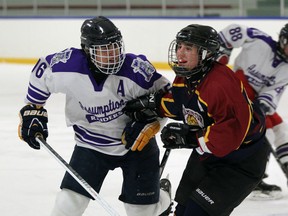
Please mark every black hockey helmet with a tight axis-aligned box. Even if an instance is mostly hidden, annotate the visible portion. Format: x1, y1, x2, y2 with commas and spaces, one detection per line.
278, 23, 288, 61
81, 16, 122, 47
168, 24, 220, 77
80, 16, 125, 74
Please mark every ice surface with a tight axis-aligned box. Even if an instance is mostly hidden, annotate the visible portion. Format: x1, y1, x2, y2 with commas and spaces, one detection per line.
0, 64, 287, 216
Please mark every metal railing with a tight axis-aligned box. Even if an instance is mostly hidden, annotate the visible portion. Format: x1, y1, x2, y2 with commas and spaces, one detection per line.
0, 0, 287, 17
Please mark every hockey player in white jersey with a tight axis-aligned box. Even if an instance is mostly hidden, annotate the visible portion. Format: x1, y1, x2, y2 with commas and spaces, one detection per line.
18, 16, 172, 216
218, 23, 288, 200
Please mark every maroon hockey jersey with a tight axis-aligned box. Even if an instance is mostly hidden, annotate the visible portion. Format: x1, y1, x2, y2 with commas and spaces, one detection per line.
159, 62, 265, 157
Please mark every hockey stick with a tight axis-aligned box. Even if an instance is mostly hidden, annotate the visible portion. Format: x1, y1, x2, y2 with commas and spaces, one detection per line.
35, 136, 120, 216
159, 149, 171, 178
265, 136, 288, 181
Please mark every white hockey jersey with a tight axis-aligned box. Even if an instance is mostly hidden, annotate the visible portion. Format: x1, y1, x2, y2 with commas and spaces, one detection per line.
219, 24, 288, 114
25, 48, 171, 156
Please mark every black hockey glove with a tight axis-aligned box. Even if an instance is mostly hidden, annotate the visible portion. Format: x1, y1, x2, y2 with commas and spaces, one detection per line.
122, 91, 163, 123
121, 120, 160, 151
18, 104, 48, 149
161, 122, 202, 149
259, 102, 271, 115
125, 107, 158, 123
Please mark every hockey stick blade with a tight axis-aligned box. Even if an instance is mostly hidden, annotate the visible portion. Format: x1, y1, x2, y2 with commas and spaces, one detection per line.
35, 136, 120, 216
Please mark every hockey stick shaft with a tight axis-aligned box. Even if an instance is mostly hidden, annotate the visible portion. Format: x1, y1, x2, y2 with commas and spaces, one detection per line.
265, 136, 288, 180
159, 149, 171, 178
35, 136, 120, 216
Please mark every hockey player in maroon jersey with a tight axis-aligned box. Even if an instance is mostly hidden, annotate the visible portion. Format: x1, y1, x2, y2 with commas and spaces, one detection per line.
123, 24, 270, 216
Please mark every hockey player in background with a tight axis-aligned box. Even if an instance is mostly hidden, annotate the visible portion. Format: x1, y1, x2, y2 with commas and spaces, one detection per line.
18, 16, 172, 216
123, 24, 270, 216
218, 23, 288, 200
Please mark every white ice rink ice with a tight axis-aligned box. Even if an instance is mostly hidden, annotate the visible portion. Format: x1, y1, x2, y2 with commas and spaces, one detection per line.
1, 63, 288, 216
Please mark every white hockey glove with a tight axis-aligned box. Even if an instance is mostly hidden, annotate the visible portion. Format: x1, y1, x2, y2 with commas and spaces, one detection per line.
216, 36, 232, 65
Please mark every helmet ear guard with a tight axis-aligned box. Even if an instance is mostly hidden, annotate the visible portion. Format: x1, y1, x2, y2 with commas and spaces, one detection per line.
80, 16, 126, 74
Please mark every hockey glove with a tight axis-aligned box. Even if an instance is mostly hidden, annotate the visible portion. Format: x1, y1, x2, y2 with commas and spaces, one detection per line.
161, 122, 202, 149
258, 101, 271, 115
122, 120, 160, 151
122, 92, 163, 123
216, 37, 232, 65
18, 104, 48, 149
216, 46, 232, 65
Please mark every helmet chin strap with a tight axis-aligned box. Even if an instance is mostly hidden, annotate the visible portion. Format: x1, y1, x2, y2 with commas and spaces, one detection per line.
185, 72, 207, 94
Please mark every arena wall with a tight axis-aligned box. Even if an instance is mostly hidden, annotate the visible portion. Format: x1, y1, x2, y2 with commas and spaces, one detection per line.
0, 17, 287, 69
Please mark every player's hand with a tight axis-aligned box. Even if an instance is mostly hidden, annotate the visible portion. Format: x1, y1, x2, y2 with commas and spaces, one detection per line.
123, 93, 158, 122
124, 93, 157, 112
160, 123, 202, 149
122, 120, 160, 151
123, 91, 165, 123
257, 100, 271, 115
18, 104, 48, 149
216, 37, 232, 65
216, 46, 232, 65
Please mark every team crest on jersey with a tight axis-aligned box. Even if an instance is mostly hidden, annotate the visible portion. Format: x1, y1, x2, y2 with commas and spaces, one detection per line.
182, 105, 204, 128
131, 57, 155, 82
50, 48, 72, 67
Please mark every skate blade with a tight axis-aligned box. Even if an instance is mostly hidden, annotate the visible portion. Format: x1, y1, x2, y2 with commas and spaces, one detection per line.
247, 191, 283, 201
